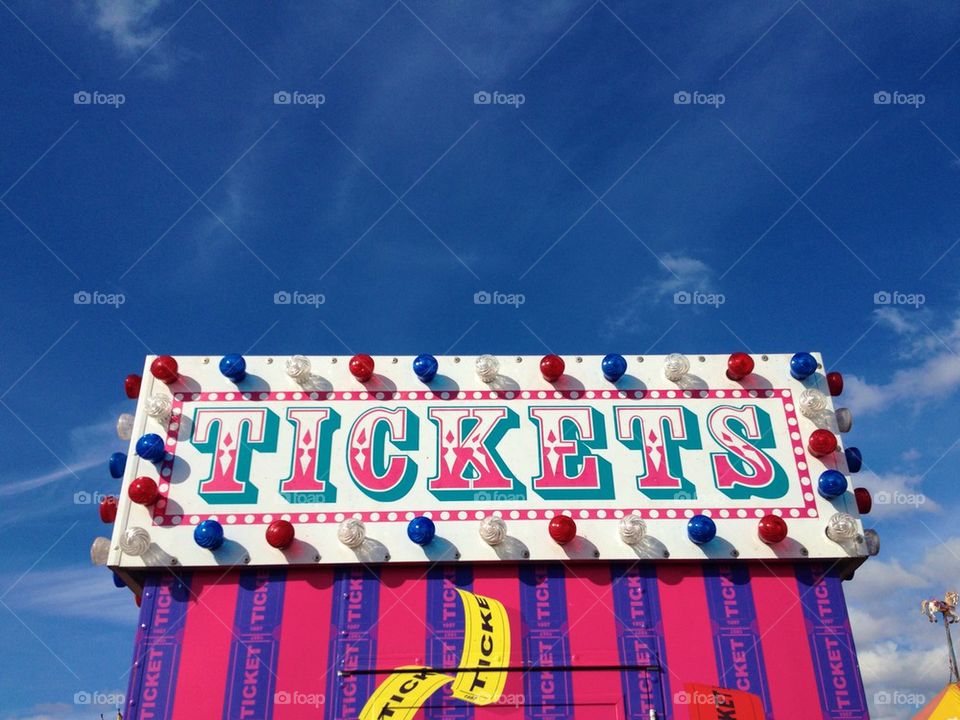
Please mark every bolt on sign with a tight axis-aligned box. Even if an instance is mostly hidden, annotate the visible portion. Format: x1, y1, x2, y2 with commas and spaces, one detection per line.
109, 354, 867, 568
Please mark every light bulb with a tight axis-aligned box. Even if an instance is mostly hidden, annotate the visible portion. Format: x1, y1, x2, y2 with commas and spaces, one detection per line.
790, 352, 818, 380
618, 514, 647, 545
687, 514, 716, 544
120, 527, 151, 556
194, 519, 224, 550
864, 529, 880, 556
475, 355, 500, 383
825, 512, 858, 543
407, 516, 436, 546
479, 516, 507, 546
116, 413, 134, 440
798, 388, 828, 419
338, 518, 366, 548
835, 408, 853, 433
219, 354, 246, 382
145, 394, 171, 422
90, 536, 111, 566
663, 353, 690, 382
286, 355, 311, 383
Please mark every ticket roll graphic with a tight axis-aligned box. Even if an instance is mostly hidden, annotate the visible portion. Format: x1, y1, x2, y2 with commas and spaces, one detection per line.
360, 589, 510, 718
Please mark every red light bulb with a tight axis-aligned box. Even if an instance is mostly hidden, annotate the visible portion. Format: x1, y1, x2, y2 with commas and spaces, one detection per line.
758, 514, 788, 544
854, 487, 872, 514
548, 515, 577, 545
266, 519, 296, 549
349, 354, 375, 382
151, 356, 179, 384
135, 594, 142, 607
128, 476, 159, 505
807, 429, 838, 457
726, 352, 755, 380
540, 354, 565, 382
99, 496, 118, 523
124, 374, 142, 399
827, 372, 844, 396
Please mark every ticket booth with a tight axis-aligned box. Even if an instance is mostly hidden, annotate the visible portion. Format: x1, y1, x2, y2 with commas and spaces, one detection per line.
95, 352, 874, 719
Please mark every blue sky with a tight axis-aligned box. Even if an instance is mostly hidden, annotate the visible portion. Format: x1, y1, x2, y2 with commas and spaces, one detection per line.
1, 1, 960, 718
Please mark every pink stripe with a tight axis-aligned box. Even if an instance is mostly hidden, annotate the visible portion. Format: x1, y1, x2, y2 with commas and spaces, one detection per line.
273, 568, 334, 720
473, 566, 523, 720
375, 566, 429, 669
170, 572, 238, 720
752, 564, 822, 718
658, 564, 718, 720
566, 565, 622, 707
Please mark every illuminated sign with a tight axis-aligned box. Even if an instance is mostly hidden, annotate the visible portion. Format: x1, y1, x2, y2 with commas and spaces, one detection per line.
110, 354, 866, 568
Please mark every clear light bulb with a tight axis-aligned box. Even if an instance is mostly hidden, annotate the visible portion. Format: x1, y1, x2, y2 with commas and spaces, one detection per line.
663, 353, 690, 382
619, 514, 647, 545
145, 394, 171, 421
116, 413, 135, 440
479, 516, 507, 546
798, 388, 828, 419
835, 407, 853, 432
825, 512, 858, 543
475, 355, 500, 383
119, 527, 151, 556
863, 529, 880, 556
286, 355, 311, 383
338, 518, 366, 549
89, 536, 111, 566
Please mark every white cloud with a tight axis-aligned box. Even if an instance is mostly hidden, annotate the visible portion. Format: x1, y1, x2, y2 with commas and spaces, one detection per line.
0, 419, 120, 498
84, 0, 168, 54
2, 566, 139, 626
857, 469, 939, 517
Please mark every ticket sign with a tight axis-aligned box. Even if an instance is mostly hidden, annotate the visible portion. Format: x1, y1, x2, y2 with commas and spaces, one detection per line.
109, 354, 867, 568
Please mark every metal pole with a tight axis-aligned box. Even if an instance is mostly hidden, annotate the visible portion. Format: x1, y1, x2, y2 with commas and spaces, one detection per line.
943, 614, 960, 683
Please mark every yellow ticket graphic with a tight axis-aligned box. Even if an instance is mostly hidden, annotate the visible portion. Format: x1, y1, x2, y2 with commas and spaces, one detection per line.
360, 590, 511, 718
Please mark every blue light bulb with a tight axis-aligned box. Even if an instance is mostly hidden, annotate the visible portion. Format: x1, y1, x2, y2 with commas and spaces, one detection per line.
194, 519, 224, 550
687, 514, 716, 544
219, 354, 246, 382
135, 433, 166, 462
818, 469, 848, 499
844, 447, 862, 473
108, 452, 127, 479
790, 352, 818, 380
112, 572, 125, 588
407, 516, 436, 545
412, 354, 438, 383
602, 354, 627, 382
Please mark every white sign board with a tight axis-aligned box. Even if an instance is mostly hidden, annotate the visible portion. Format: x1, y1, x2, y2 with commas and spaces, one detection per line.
109, 353, 867, 568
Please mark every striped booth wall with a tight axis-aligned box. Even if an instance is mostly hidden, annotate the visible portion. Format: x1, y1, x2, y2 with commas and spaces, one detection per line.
124, 561, 868, 720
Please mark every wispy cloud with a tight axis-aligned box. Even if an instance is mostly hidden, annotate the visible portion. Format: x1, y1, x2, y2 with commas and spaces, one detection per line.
2, 566, 138, 625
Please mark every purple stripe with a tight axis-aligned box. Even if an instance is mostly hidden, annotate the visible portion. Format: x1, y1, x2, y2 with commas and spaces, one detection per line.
519, 564, 574, 719
703, 563, 774, 717
610, 564, 670, 719
425, 565, 474, 719
325, 566, 381, 720
222, 569, 287, 720
796, 564, 868, 719
126, 573, 192, 720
